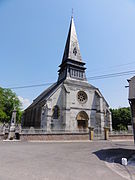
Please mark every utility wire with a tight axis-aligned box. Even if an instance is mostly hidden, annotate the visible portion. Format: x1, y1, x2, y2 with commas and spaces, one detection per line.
6, 83, 53, 89
87, 70, 135, 80
87, 61, 135, 74
4, 69, 135, 90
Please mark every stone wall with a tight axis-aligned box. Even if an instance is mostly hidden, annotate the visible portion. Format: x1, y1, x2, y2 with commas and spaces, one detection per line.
0, 134, 4, 140
109, 134, 133, 140
20, 133, 89, 141
0, 133, 133, 141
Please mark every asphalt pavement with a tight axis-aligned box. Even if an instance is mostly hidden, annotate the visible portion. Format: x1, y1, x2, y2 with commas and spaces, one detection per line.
0, 140, 135, 180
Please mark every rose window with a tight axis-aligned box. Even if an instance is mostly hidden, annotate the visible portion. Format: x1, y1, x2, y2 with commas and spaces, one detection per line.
77, 91, 87, 104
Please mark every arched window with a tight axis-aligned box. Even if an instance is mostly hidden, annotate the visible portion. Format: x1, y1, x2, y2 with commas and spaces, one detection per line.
52, 105, 60, 119
76, 111, 89, 121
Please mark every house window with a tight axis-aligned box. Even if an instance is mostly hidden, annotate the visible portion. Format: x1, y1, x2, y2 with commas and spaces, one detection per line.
52, 105, 60, 119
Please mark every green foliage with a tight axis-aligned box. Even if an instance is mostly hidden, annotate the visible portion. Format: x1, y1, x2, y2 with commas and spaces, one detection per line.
117, 124, 127, 131
0, 87, 22, 123
110, 107, 131, 131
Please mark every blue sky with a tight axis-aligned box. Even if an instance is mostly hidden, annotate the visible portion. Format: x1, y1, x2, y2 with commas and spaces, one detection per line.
0, 0, 135, 109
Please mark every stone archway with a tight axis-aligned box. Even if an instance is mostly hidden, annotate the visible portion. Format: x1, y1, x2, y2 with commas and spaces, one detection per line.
76, 111, 89, 129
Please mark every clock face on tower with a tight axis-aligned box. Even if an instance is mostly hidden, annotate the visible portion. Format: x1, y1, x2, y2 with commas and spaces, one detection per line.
72, 42, 77, 56
73, 47, 77, 56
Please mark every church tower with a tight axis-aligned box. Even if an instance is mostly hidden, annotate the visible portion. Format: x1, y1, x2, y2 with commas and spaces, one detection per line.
58, 17, 87, 82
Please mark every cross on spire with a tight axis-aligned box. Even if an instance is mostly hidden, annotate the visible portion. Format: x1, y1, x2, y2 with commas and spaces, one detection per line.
71, 8, 74, 18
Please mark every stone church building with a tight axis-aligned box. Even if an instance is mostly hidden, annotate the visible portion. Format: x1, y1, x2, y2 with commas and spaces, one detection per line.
22, 17, 112, 135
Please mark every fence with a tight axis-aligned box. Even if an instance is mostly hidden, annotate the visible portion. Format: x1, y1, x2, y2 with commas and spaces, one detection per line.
109, 130, 133, 136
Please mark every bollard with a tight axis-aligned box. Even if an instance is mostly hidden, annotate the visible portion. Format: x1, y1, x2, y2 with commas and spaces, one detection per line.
104, 127, 109, 140
88, 127, 94, 140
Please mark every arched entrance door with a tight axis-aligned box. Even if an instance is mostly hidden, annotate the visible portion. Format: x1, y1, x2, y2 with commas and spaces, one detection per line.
76, 111, 89, 129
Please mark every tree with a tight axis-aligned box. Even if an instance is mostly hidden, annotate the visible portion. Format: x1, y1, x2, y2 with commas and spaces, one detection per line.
0, 87, 22, 123
110, 107, 131, 131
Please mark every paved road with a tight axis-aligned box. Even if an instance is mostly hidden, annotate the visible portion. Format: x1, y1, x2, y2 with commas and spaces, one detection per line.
0, 140, 135, 180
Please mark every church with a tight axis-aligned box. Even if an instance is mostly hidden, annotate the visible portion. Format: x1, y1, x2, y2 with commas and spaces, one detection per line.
22, 17, 112, 135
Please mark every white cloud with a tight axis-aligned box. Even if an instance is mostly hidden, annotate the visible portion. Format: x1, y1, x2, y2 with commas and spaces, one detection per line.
18, 96, 31, 110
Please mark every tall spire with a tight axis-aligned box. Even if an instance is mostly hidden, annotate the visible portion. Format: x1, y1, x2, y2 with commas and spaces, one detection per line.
58, 17, 86, 82
62, 17, 82, 63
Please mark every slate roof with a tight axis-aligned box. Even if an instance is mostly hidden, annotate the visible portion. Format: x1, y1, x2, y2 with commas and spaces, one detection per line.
26, 82, 60, 110
62, 17, 82, 63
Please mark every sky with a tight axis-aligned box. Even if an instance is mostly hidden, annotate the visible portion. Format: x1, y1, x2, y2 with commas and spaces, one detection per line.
0, 0, 135, 109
